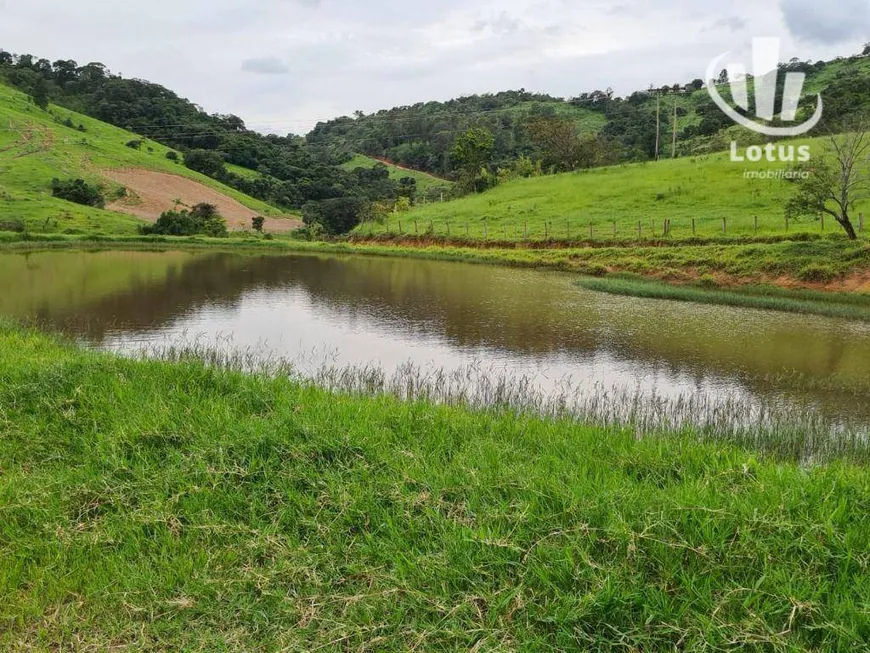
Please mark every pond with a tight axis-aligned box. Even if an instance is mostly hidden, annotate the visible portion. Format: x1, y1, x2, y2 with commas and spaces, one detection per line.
3, 248, 870, 428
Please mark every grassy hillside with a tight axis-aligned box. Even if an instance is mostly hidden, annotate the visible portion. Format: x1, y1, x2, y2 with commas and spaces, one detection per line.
2, 324, 869, 650
357, 134, 869, 241
341, 153, 453, 194
0, 84, 284, 235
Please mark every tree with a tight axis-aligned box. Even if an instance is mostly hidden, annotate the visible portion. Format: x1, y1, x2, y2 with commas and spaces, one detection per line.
302, 197, 367, 234
252, 216, 265, 232
31, 77, 49, 110
528, 116, 583, 172
786, 122, 870, 240
451, 127, 495, 192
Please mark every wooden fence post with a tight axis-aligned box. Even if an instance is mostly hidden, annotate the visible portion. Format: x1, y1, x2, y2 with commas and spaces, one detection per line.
524, 221, 528, 240
465, 221, 469, 237
692, 218, 696, 236
820, 213, 825, 232
722, 217, 727, 236
754, 215, 758, 235
484, 220, 488, 239
637, 220, 642, 239
612, 220, 617, 238
785, 215, 789, 232
589, 223, 594, 240
860, 213, 865, 233
567, 220, 571, 240
446, 220, 451, 236
414, 220, 419, 235
545, 222, 549, 239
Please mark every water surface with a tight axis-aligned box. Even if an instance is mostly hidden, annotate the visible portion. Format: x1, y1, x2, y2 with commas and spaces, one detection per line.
3, 249, 869, 423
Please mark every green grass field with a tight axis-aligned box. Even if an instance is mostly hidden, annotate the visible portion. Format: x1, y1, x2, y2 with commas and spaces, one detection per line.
1, 324, 868, 650
341, 153, 454, 193
356, 136, 870, 242
0, 84, 283, 235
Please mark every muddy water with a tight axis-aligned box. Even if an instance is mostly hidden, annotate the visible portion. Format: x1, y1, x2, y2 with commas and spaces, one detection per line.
3, 249, 869, 422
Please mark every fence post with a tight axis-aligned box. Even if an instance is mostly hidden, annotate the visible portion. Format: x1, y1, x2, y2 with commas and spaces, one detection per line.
612, 220, 617, 238
820, 213, 825, 232
398, 220, 403, 235
754, 215, 758, 236
860, 213, 865, 233
484, 220, 488, 239
446, 220, 451, 236
566, 220, 571, 240
524, 221, 528, 240
637, 220, 642, 239
502, 224, 507, 239
692, 218, 696, 236
722, 217, 727, 236
414, 220, 419, 235
429, 220, 434, 234
545, 222, 549, 239
589, 223, 594, 240
663, 219, 668, 236
785, 215, 789, 232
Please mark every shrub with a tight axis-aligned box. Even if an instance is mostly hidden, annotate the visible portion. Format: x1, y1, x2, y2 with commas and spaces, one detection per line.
252, 216, 265, 233
125, 139, 143, 150
140, 203, 228, 237
51, 178, 105, 208
797, 264, 838, 283
0, 218, 25, 233
165, 151, 179, 162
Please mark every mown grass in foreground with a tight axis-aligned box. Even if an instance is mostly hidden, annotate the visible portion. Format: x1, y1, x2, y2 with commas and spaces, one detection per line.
1, 325, 869, 651
578, 276, 870, 321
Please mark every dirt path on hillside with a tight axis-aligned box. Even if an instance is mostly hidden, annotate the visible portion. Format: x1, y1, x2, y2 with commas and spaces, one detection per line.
103, 168, 302, 232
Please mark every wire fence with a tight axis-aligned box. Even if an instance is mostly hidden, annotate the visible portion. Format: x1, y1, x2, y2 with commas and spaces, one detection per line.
360, 212, 868, 243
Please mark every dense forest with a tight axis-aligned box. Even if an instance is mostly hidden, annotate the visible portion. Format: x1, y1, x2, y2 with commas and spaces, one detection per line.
2, 45, 869, 232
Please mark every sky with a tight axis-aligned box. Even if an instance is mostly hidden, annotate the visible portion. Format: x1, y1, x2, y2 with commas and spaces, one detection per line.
0, 0, 867, 134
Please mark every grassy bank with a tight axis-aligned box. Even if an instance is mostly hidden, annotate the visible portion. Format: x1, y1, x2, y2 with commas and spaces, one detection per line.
1, 325, 869, 650
2, 232, 869, 319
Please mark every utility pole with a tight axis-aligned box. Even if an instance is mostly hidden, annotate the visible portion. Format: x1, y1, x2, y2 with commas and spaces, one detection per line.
655, 88, 661, 161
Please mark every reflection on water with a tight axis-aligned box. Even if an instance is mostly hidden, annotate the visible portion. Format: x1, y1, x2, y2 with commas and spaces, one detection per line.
3, 249, 870, 422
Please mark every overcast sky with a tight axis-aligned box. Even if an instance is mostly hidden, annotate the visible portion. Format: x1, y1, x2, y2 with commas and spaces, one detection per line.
0, 0, 867, 134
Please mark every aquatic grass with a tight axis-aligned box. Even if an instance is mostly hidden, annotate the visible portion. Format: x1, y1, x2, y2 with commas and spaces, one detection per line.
2, 324, 870, 650
578, 276, 870, 321
143, 339, 870, 464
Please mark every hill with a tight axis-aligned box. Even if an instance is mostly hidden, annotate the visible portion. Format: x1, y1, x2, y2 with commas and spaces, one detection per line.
0, 83, 299, 234
309, 50, 870, 180
0, 52, 409, 216
357, 133, 868, 242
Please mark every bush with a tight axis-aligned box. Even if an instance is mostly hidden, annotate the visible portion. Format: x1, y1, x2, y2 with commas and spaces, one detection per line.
125, 139, 143, 150
165, 151, 179, 162
0, 218, 25, 233
184, 149, 227, 178
140, 203, 228, 237
252, 216, 265, 233
51, 178, 105, 208
797, 264, 838, 283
